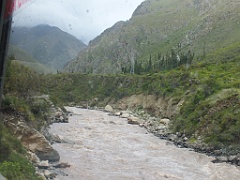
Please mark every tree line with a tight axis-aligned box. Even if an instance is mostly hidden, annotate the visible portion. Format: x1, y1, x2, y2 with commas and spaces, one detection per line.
122, 49, 194, 74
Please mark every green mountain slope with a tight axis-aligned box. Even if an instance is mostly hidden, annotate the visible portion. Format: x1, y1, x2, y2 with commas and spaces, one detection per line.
10, 25, 87, 70
8, 44, 55, 74
64, 0, 240, 74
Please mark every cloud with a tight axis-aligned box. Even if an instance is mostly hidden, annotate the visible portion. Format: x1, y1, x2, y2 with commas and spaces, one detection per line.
12, 0, 145, 44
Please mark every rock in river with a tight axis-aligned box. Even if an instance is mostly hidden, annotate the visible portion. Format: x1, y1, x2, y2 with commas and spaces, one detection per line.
105, 105, 114, 112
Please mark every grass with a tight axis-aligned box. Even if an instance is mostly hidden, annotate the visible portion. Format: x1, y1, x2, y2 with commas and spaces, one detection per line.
0, 121, 41, 180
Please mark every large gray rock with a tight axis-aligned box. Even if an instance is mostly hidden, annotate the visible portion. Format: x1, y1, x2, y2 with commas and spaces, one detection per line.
120, 112, 130, 118
167, 134, 178, 141
5, 120, 60, 162
105, 105, 114, 112
44, 170, 57, 179
53, 162, 71, 168
38, 160, 50, 169
159, 118, 171, 126
127, 117, 140, 125
215, 156, 228, 162
127, 117, 144, 125
114, 112, 122, 116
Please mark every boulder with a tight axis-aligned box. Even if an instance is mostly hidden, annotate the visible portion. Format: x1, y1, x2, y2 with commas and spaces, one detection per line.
155, 125, 166, 131
127, 117, 145, 125
167, 134, 178, 141
59, 116, 65, 122
228, 155, 238, 162
214, 156, 228, 163
159, 118, 171, 126
5, 120, 60, 162
53, 162, 71, 168
55, 111, 63, 118
120, 112, 130, 118
104, 105, 114, 112
114, 112, 122, 116
36, 149, 60, 162
38, 160, 50, 169
50, 134, 63, 143
127, 117, 140, 125
44, 170, 56, 179
51, 134, 72, 144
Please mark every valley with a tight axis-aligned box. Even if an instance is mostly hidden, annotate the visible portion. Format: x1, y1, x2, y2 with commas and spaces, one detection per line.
0, 0, 240, 179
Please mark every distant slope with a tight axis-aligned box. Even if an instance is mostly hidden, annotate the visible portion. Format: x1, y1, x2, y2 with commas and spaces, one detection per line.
10, 25, 87, 70
64, 0, 240, 74
8, 44, 55, 74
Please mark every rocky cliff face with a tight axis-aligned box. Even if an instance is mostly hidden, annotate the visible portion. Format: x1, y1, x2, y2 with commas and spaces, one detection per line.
64, 0, 240, 74
10, 25, 87, 70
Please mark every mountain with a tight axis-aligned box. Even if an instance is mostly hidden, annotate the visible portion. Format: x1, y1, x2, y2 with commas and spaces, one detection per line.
8, 44, 55, 74
10, 25, 87, 70
64, 0, 240, 74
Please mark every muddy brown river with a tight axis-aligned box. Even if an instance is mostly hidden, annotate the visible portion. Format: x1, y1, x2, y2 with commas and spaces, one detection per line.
49, 107, 240, 180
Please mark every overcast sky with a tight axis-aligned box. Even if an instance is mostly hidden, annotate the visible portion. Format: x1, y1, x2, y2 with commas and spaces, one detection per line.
12, 0, 145, 44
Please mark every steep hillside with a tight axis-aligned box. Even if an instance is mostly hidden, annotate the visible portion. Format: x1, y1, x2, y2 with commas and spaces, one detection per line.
8, 44, 55, 74
64, 0, 240, 74
10, 25, 87, 70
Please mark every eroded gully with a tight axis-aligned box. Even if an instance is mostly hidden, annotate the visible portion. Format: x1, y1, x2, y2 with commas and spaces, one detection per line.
49, 107, 240, 180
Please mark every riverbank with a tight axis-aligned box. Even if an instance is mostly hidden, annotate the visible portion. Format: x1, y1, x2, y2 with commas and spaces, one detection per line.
102, 104, 240, 166
48, 107, 240, 180
0, 96, 71, 179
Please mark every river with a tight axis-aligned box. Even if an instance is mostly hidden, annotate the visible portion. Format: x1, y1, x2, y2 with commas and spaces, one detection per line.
49, 107, 240, 180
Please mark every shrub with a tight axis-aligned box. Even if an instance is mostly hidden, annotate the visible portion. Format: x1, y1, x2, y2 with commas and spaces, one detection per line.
0, 153, 41, 180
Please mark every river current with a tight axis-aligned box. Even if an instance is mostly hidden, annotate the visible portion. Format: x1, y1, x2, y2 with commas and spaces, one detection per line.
49, 107, 240, 180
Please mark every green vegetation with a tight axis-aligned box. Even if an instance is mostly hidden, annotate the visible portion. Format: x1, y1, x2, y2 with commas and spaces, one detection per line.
0, 59, 49, 179
171, 63, 240, 148
0, 121, 41, 180
3, 60, 50, 125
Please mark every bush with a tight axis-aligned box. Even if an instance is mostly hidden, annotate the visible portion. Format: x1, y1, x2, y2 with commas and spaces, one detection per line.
0, 154, 41, 180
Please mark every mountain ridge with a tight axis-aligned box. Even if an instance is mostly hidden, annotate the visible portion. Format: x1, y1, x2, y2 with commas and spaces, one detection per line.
8, 44, 55, 74
10, 25, 87, 70
64, 0, 240, 74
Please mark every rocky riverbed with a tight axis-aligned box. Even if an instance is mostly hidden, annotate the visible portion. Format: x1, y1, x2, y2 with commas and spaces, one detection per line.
48, 107, 240, 180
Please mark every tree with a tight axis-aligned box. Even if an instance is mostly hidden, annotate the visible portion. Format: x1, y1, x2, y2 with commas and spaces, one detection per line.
146, 54, 153, 72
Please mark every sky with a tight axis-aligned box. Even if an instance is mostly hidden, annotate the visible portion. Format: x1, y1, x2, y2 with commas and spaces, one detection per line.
12, 0, 145, 44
